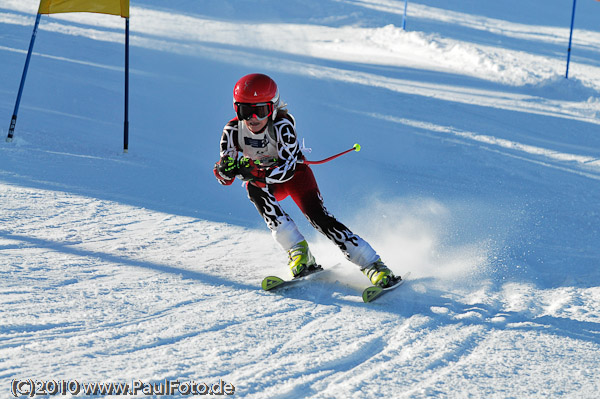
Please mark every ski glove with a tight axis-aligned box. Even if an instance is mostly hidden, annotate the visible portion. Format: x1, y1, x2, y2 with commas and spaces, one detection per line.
214, 156, 237, 185
237, 157, 267, 187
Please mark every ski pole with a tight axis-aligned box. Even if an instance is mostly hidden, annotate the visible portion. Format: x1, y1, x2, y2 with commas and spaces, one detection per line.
301, 143, 361, 165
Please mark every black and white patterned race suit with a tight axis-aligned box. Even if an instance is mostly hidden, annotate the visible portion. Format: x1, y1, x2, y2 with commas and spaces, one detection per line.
216, 112, 380, 268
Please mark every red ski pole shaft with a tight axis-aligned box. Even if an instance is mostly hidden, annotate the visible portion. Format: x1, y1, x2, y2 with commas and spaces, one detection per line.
302, 143, 361, 165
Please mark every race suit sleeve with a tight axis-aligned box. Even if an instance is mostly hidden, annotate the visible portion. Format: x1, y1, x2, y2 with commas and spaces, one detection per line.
265, 114, 301, 185
213, 119, 240, 185
219, 119, 239, 158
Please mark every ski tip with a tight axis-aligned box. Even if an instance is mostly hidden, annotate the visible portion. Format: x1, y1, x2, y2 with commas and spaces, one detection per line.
362, 272, 408, 302
362, 286, 383, 303
262, 276, 284, 291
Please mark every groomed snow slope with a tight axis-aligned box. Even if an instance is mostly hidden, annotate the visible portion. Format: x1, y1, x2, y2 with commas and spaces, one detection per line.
1, 0, 600, 397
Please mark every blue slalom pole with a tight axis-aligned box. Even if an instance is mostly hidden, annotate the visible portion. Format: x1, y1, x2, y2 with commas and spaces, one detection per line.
7, 13, 41, 142
565, 0, 577, 79
123, 17, 129, 152
402, 0, 408, 30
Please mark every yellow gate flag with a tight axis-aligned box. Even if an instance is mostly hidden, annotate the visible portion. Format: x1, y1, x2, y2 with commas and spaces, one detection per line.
38, 0, 129, 18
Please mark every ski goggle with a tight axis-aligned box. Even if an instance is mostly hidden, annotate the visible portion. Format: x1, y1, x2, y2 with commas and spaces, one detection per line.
235, 102, 273, 121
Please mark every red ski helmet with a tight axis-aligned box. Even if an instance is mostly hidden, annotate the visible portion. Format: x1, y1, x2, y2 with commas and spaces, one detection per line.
233, 73, 280, 120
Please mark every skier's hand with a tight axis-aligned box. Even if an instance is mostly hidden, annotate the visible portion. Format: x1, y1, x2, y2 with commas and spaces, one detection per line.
237, 157, 267, 186
214, 156, 237, 185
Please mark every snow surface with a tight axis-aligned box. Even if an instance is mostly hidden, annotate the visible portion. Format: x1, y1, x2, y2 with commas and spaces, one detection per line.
1, 0, 600, 397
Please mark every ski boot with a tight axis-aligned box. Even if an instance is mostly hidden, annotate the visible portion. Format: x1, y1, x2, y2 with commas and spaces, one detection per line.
288, 240, 321, 278
362, 259, 398, 288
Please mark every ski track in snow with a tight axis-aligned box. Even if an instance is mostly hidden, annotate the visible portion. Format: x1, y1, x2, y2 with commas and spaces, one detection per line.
364, 112, 600, 181
1, 0, 600, 397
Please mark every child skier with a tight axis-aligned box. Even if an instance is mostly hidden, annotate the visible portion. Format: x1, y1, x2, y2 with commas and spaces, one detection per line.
213, 73, 400, 287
